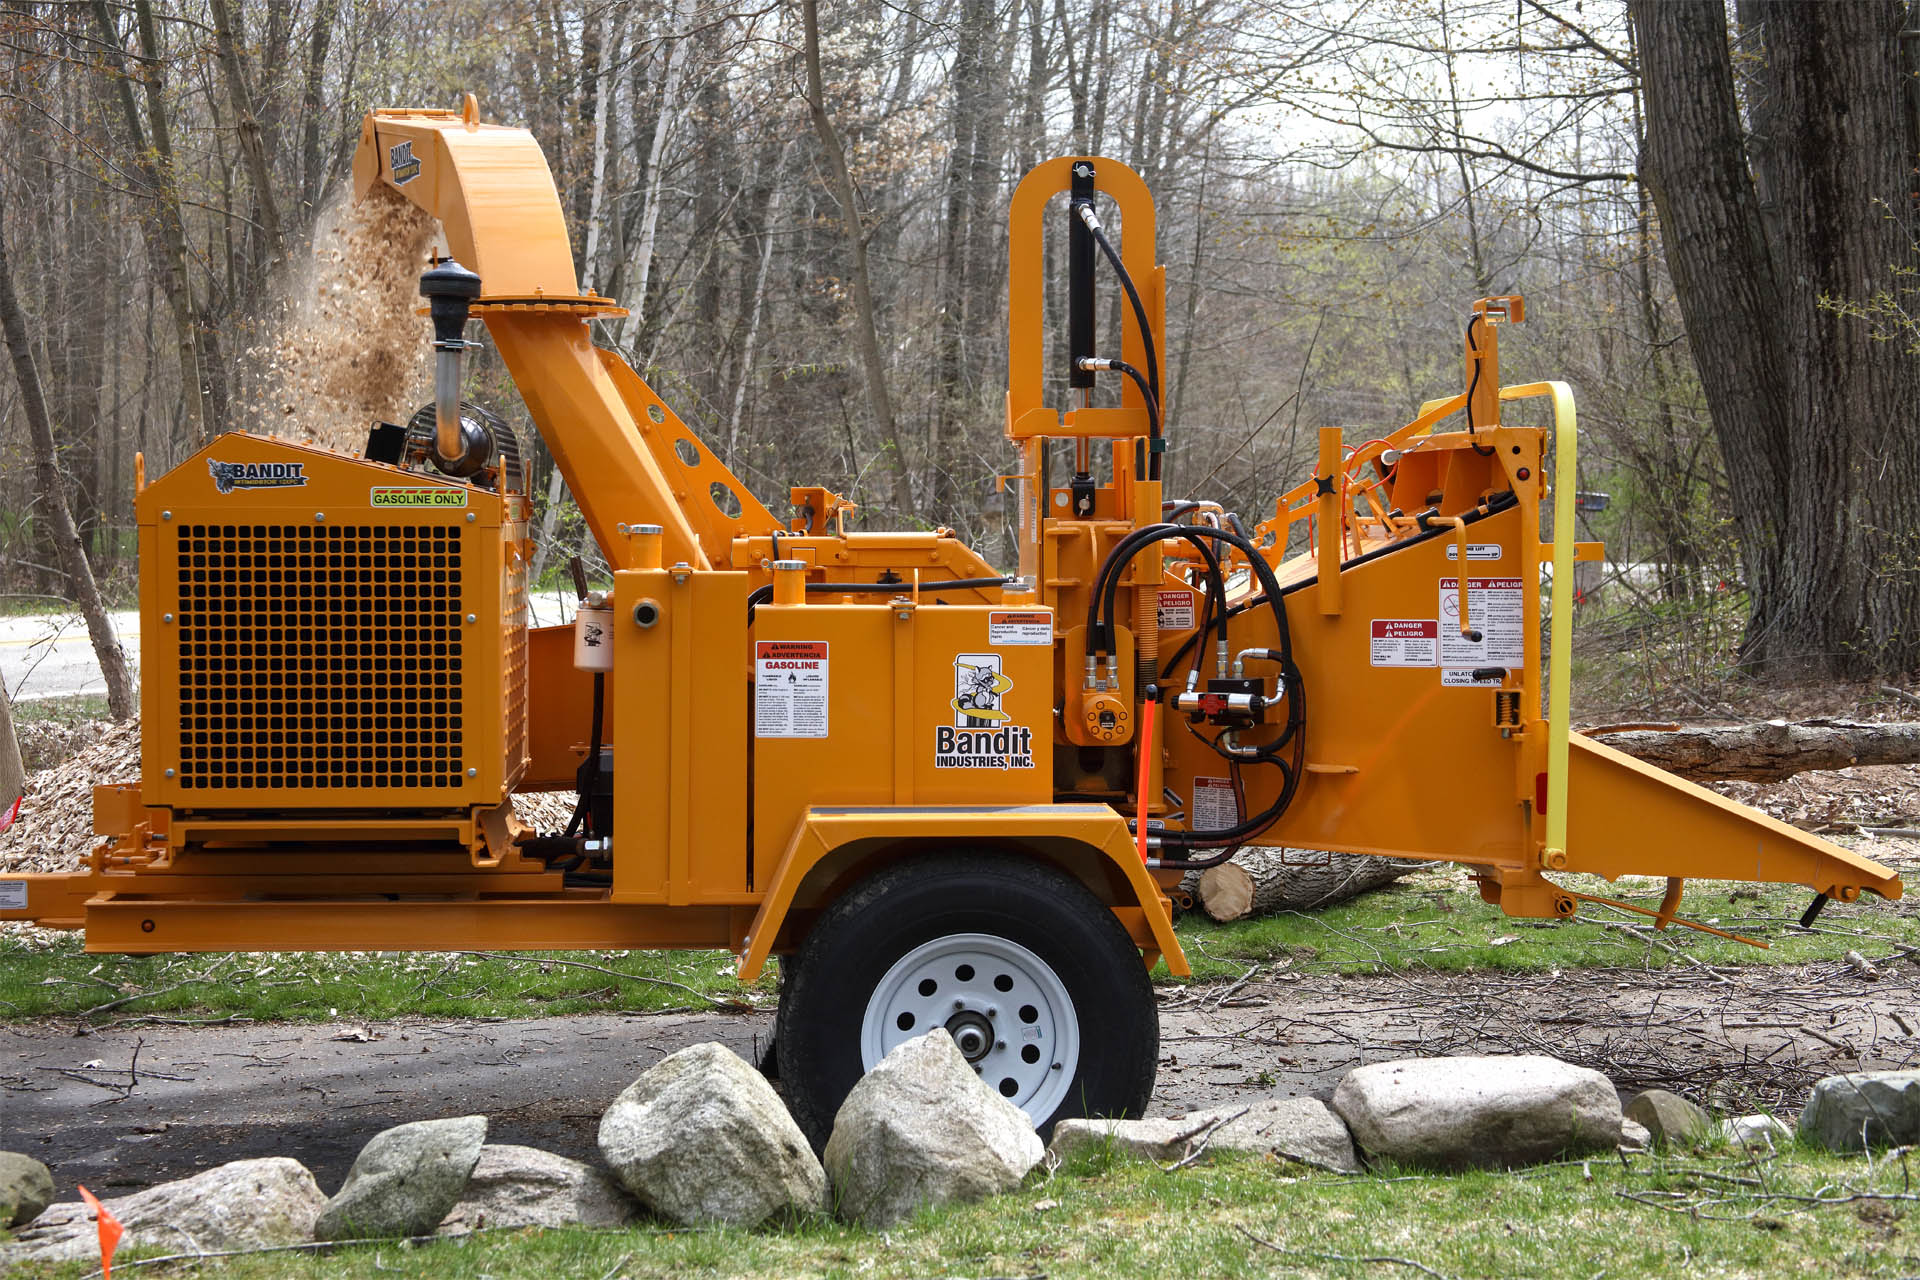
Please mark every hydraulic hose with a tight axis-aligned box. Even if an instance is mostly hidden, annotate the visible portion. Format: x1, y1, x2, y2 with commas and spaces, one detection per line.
1074, 203, 1162, 479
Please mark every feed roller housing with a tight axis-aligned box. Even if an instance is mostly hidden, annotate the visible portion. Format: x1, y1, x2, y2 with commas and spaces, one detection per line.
138, 432, 531, 813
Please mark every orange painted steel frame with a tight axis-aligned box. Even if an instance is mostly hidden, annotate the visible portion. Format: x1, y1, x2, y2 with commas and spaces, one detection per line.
1, 101, 1899, 971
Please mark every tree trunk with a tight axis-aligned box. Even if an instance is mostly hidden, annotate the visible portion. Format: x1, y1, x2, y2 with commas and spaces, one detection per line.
1182, 850, 1413, 921
801, 0, 915, 515
0, 669, 24, 834
0, 193, 137, 722
1759, 1, 1920, 675
207, 0, 286, 271
620, 0, 696, 351
1590, 719, 1920, 783
1630, 0, 1920, 676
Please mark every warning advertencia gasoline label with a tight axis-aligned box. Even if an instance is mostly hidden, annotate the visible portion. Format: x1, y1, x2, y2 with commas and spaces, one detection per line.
987, 611, 1051, 646
1370, 619, 1438, 666
755, 641, 828, 738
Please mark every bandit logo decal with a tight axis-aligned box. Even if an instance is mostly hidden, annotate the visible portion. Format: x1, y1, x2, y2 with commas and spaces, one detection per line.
389, 140, 421, 185
208, 459, 307, 494
935, 654, 1034, 769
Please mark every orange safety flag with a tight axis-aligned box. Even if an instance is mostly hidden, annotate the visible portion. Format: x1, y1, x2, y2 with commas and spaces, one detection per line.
76, 1185, 123, 1279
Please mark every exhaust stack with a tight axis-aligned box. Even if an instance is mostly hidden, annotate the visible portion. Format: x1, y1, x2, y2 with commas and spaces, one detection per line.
419, 258, 488, 476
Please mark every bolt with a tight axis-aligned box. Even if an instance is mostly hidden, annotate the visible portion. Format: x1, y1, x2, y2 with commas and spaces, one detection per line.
1051, 1063, 1063, 1071
162, 613, 173, 623
163, 768, 175, 778
161, 510, 172, 520
954, 999, 965, 1010
996, 1040, 1007, 1051
466, 512, 476, 523
314, 512, 325, 522
466, 767, 478, 778
987, 1006, 998, 1018
466, 613, 477, 623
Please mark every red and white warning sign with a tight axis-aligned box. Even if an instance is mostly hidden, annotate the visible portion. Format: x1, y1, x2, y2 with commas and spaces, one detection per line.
1369, 619, 1438, 667
1191, 776, 1238, 831
988, 611, 1052, 646
1157, 589, 1197, 630
1438, 577, 1525, 671
755, 640, 829, 738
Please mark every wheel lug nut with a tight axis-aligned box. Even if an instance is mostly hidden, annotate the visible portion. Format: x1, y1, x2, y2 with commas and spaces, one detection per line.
954, 999, 965, 1009
996, 1040, 1007, 1051
987, 1006, 998, 1018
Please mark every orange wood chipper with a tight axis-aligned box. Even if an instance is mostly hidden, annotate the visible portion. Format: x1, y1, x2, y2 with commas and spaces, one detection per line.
3, 99, 1901, 1142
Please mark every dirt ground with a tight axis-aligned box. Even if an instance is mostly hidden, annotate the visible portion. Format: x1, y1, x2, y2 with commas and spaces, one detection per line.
4, 960, 1913, 1192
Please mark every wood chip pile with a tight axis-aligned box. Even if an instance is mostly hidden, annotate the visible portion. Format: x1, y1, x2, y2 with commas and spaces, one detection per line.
3, 721, 140, 874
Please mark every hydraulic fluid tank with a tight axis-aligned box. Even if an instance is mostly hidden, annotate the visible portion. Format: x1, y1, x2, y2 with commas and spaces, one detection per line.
136, 432, 531, 811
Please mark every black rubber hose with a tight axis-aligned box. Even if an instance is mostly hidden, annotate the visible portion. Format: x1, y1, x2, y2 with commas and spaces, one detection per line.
1083, 523, 1224, 657
1086, 220, 1162, 478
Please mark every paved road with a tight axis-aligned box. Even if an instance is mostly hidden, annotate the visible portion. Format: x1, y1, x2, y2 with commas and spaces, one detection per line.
1, 593, 583, 703
3, 962, 1910, 1192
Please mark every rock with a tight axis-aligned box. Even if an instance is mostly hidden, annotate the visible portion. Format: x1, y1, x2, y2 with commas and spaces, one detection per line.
1625, 1089, 1713, 1148
1048, 1098, 1360, 1173
314, 1115, 487, 1241
437, 1145, 639, 1234
0, 1158, 323, 1266
1330, 1055, 1620, 1170
0, 1153, 54, 1228
1619, 1119, 1653, 1152
1799, 1071, 1920, 1152
598, 1042, 825, 1227
1725, 1114, 1793, 1151
824, 1029, 1044, 1228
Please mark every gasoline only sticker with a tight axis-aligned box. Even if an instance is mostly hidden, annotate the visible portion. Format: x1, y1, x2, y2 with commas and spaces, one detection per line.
755, 641, 828, 738
371, 486, 468, 508
1369, 619, 1438, 667
1191, 777, 1238, 831
0, 880, 24, 910
1157, 589, 1196, 630
987, 611, 1052, 646
1438, 577, 1525, 672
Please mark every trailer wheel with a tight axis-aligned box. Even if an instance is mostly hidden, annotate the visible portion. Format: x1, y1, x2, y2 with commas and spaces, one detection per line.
775, 853, 1157, 1145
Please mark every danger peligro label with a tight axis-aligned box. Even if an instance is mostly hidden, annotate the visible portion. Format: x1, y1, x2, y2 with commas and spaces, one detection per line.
755, 641, 828, 738
1369, 619, 1438, 667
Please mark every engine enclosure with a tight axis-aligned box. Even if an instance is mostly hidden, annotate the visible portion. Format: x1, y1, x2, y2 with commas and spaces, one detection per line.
137, 432, 530, 814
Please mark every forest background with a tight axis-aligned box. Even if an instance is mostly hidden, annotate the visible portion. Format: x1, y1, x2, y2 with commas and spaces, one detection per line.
1, 0, 1915, 716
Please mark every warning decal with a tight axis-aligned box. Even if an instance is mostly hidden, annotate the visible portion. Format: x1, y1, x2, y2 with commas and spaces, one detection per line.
755, 641, 828, 738
0, 880, 24, 910
1192, 776, 1238, 832
1369, 619, 1438, 667
1157, 589, 1197, 630
1438, 577, 1525, 673
988, 611, 1052, 646
1445, 543, 1504, 561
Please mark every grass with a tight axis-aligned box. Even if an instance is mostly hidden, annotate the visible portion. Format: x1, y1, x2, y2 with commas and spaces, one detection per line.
7, 1141, 1918, 1278
3, 862, 1914, 1027
1173, 862, 1920, 982
8, 693, 111, 727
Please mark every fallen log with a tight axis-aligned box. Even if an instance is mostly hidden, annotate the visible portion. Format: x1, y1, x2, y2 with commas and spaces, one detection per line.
1587, 719, 1920, 783
1180, 848, 1417, 922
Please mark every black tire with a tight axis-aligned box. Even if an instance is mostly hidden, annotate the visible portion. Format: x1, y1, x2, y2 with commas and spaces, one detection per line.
775, 851, 1158, 1147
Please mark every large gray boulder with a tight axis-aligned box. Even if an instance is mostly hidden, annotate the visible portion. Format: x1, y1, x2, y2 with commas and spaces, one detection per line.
437, 1145, 639, 1234
1800, 1071, 1920, 1152
598, 1041, 825, 1227
1625, 1089, 1713, 1148
824, 1029, 1044, 1229
1331, 1055, 1621, 1169
1049, 1098, 1360, 1173
0, 1152, 54, 1228
0, 1158, 323, 1266
314, 1115, 487, 1241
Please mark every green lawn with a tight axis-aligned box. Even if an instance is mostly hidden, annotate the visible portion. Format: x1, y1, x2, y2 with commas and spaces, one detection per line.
7, 1142, 1917, 1278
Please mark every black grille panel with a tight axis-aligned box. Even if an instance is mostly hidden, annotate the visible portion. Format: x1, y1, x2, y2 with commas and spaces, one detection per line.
173, 523, 466, 792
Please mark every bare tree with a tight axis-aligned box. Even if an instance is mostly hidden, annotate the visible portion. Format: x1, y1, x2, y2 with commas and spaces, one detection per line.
0, 189, 136, 721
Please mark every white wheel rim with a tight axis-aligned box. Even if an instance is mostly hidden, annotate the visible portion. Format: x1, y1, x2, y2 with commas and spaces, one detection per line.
861, 931, 1081, 1123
